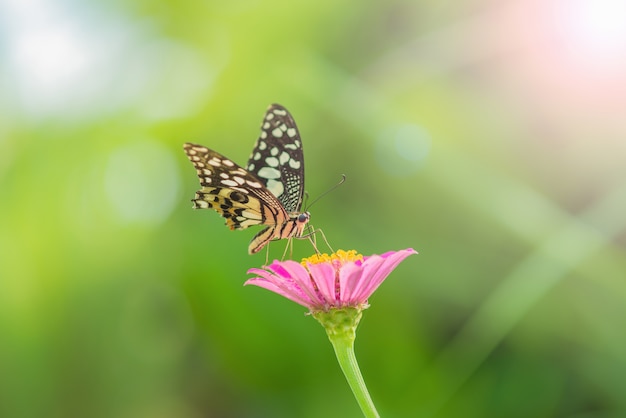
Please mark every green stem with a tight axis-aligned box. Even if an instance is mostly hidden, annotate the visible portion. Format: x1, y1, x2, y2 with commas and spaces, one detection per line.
314, 308, 380, 418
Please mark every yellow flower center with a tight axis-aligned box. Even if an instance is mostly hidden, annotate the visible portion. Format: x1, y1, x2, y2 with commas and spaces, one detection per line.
301, 249, 363, 266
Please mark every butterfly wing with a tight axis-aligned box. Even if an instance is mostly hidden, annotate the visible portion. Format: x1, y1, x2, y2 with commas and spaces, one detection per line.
246, 104, 305, 213
183, 142, 289, 231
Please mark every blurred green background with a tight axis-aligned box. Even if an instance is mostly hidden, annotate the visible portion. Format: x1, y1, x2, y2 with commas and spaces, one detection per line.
2, 0, 626, 417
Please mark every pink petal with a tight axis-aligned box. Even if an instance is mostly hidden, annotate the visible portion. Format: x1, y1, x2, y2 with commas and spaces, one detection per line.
266, 261, 292, 278
351, 255, 387, 299
338, 261, 367, 304
362, 249, 417, 295
305, 262, 337, 305
346, 248, 417, 302
276, 261, 323, 306
245, 277, 313, 308
341, 256, 384, 302
245, 268, 314, 308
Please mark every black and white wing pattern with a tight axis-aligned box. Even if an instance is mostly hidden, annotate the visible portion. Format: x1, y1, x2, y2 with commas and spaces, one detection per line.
183, 104, 309, 254
246, 104, 305, 213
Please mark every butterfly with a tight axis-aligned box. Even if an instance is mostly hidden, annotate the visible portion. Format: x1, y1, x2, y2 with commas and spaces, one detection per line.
183, 104, 310, 254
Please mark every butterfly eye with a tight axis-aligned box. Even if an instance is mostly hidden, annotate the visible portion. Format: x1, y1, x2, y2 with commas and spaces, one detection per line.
298, 213, 310, 223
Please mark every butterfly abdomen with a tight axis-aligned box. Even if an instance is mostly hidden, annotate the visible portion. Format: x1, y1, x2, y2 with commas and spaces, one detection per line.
248, 211, 310, 254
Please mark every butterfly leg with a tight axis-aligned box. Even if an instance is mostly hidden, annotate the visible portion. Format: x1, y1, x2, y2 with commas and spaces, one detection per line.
310, 225, 318, 249
299, 224, 321, 254
264, 241, 271, 265
299, 226, 333, 254
280, 237, 294, 261
307, 233, 321, 255
314, 227, 334, 254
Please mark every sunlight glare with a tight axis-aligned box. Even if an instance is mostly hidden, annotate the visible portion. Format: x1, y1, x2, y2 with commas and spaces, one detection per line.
2, 0, 219, 119
554, 0, 626, 71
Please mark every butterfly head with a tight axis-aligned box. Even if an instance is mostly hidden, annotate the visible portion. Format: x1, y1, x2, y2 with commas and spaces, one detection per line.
297, 212, 310, 224
291, 211, 310, 238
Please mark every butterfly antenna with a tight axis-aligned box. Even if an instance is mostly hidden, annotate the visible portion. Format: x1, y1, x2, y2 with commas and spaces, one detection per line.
305, 174, 346, 211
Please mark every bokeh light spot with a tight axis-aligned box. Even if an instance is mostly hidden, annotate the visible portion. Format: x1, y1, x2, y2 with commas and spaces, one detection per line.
376, 124, 432, 177
104, 140, 181, 225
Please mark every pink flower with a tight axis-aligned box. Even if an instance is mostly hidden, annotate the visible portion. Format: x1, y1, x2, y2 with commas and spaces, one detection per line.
245, 248, 417, 312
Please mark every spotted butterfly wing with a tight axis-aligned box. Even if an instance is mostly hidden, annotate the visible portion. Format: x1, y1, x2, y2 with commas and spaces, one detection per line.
246, 104, 305, 213
183, 104, 309, 254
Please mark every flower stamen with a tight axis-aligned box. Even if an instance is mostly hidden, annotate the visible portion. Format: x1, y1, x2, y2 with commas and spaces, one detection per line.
301, 249, 363, 267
